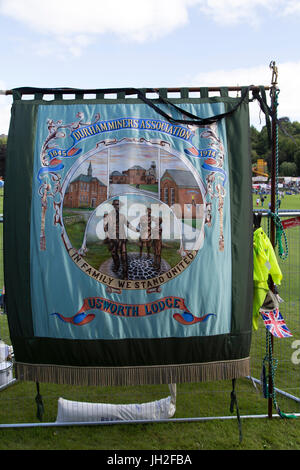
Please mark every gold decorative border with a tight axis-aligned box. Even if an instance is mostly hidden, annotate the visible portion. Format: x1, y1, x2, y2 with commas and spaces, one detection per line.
15, 358, 250, 387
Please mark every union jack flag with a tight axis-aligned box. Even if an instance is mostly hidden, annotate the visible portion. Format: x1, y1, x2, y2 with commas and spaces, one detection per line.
260, 308, 293, 338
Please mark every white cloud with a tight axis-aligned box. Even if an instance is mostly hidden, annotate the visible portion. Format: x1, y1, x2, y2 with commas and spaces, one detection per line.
186, 61, 300, 128
194, 0, 300, 26
283, 0, 300, 15
1, 0, 298, 45
0, 0, 192, 43
276, 61, 300, 120
195, 0, 279, 26
0, 0, 195, 56
1, 0, 299, 57
32, 35, 93, 59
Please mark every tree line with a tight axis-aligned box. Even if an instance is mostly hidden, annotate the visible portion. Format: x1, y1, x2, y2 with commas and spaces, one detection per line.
251, 117, 300, 176
0, 136, 6, 178
1, 117, 300, 178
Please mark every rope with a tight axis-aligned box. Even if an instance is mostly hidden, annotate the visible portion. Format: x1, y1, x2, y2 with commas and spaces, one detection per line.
267, 211, 289, 260
267, 87, 289, 260
230, 379, 243, 443
262, 331, 297, 419
35, 382, 44, 421
262, 86, 296, 419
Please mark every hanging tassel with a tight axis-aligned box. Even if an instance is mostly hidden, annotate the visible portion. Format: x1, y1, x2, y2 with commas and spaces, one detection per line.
262, 337, 297, 419
276, 405, 298, 419
260, 362, 268, 399
35, 382, 44, 421
230, 379, 243, 443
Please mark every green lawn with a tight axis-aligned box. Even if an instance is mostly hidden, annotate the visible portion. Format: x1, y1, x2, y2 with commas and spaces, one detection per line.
129, 184, 158, 193
253, 192, 300, 211
251, 195, 300, 397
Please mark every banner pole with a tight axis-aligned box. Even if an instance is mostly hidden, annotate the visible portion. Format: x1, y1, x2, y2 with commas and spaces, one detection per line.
268, 60, 279, 419
0, 85, 270, 96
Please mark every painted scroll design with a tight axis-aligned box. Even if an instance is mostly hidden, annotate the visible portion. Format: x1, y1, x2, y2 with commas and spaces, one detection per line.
185, 123, 226, 251
38, 112, 101, 250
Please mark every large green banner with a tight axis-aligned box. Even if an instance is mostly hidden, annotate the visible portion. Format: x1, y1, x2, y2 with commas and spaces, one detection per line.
4, 87, 253, 386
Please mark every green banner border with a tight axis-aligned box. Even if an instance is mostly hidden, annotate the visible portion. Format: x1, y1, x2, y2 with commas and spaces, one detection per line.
4, 92, 253, 378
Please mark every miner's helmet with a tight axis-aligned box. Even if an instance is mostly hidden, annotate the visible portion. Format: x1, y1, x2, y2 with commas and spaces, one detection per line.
112, 199, 120, 207
112, 198, 124, 210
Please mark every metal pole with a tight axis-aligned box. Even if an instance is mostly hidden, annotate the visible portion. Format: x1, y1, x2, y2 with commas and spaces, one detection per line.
1, 413, 300, 429
268, 60, 279, 419
0, 85, 270, 96
247, 376, 300, 404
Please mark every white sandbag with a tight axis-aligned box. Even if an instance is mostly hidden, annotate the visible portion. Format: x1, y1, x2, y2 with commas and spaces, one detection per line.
0, 341, 10, 362
0, 361, 13, 387
56, 384, 176, 423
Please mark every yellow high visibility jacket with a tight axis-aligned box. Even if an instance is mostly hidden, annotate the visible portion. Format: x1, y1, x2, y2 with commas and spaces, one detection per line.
253, 227, 282, 330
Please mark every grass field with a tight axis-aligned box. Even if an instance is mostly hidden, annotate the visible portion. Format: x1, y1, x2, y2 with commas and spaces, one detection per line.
0, 189, 299, 450
129, 184, 158, 193
253, 192, 300, 211
251, 194, 300, 397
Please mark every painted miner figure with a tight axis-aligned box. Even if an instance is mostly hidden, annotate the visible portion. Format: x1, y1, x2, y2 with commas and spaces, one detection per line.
138, 207, 153, 259
103, 199, 139, 279
152, 215, 163, 270
138, 207, 163, 270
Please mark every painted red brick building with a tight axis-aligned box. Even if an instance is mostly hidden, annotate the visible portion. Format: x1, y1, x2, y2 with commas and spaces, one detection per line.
110, 170, 127, 184
110, 161, 157, 185
160, 169, 203, 218
64, 162, 107, 208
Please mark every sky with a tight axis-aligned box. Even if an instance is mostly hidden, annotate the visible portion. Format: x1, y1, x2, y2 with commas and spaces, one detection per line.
1, 0, 300, 134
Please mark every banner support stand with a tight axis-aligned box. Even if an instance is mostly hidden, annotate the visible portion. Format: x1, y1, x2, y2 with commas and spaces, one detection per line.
268, 60, 279, 419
